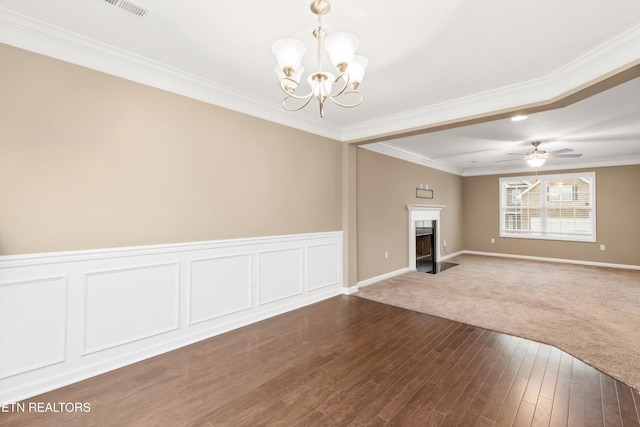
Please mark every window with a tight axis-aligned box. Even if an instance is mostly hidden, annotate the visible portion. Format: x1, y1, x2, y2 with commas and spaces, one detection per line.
499, 172, 595, 242
548, 184, 577, 202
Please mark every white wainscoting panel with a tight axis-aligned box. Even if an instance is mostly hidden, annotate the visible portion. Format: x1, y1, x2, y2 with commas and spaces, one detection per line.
83, 263, 180, 355
0, 276, 68, 379
258, 248, 303, 305
307, 243, 340, 291
0, 231, 342, 403
189, 254, 252, 325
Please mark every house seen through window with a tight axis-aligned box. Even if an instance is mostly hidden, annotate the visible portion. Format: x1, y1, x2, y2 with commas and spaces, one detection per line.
499, 172, 596, 242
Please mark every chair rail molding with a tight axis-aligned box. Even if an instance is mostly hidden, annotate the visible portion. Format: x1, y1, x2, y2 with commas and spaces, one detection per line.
0, 231, 343, 403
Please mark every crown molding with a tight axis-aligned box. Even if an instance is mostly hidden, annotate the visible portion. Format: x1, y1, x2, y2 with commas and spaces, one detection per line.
342, 77, 553, 143
363, 142, 640, 177
361, 143, 464, 176
1, 7, 639, 144
461, 156, 640, 177
341, 23, 640, 142
0, 7, 343, 141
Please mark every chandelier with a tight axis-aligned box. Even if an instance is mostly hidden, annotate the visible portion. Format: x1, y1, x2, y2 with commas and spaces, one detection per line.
271, 0, 368, 118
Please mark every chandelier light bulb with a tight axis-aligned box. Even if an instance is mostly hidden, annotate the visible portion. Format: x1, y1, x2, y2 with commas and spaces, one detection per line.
347, 55, 368, 86
324, 32, 359, 69
272, 38, 306, 71
308, 72, 335, 98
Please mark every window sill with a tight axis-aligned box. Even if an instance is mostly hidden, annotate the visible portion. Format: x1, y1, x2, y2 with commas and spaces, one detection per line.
500, 232, 596, 243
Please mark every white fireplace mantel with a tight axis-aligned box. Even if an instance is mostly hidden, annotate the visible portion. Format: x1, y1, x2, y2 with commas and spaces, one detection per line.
407, 204, 446, 218
407, 205, 446, 270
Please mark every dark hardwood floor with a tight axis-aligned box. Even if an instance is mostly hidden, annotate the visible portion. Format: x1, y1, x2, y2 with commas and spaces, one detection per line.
2, 295, 639, 426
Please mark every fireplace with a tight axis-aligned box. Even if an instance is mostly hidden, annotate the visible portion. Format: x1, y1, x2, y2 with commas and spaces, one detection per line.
408, 204, 455, 274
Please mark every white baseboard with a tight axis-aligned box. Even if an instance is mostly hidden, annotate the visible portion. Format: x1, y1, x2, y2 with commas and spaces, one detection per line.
463, 250, 640, 270
0, 232, 343, 403
441, 250, 465, 261
342, 285, 359, 295
352, 252, 465, 292
349, 247, 638, 296
356, 267, 410, 289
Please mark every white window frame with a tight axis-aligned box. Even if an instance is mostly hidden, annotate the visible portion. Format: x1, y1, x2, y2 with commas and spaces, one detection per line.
499, 172, 596, 242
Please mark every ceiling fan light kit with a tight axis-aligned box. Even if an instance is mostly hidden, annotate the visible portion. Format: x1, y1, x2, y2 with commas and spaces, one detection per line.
526, 157, 546, 167
272, 0, 368, 118
525, 141, 546, 167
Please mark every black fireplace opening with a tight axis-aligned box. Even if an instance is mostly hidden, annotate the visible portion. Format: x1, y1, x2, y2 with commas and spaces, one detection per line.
415, 222, 435, 273
415, 221, 457, 274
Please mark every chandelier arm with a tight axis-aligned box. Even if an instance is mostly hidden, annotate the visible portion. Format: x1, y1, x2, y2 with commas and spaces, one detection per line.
328, 72, 350, 98
279, 78, 315, 100
327, 90, 363, 108
282, 94, 315, 112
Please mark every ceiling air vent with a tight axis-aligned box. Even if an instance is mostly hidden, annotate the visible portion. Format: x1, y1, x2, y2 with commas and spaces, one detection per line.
102, 0, 149, 18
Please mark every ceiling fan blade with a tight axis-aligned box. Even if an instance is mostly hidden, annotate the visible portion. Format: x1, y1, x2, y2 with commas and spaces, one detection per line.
550, 148, 574, 154
495, 158, 524, 163
546, 153, 583, 158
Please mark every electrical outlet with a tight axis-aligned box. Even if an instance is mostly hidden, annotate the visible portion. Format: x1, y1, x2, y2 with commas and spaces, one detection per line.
384, 251, 389, 259
600, 245, 605, 251
491, 238, 495, 243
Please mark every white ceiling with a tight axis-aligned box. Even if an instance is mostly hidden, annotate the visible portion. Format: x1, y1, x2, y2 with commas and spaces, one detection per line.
367, 75, 640, 175
1, 0, 640, 175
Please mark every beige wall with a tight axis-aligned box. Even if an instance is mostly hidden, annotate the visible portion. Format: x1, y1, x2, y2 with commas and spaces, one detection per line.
463, 165, 640, 266
0, 44, 342, 255
2, 43, 637, 273
356, 148, 464, 281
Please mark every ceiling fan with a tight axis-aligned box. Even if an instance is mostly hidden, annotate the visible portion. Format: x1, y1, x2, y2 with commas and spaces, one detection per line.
496, 141, 583, 167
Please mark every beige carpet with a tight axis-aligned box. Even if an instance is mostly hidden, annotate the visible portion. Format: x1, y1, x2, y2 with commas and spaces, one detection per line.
355, 254, 640, 391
